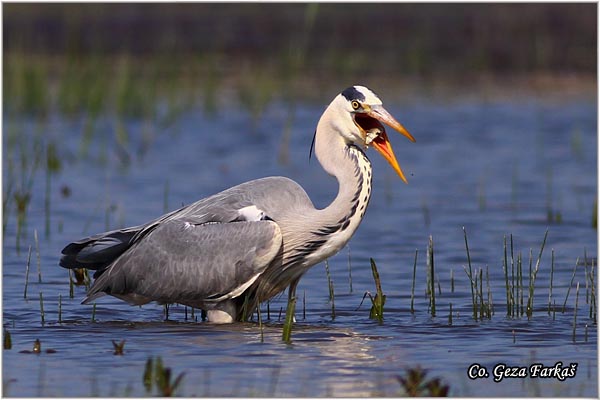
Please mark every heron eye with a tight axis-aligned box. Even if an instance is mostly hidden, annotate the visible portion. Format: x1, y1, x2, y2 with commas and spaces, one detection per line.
351, 100, 360, 110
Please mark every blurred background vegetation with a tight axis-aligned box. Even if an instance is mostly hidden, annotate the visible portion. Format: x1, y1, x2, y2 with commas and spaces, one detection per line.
3, 2, 597, 118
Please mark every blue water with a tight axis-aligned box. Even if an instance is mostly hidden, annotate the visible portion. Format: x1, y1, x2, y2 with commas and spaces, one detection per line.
2, 94, 597, 396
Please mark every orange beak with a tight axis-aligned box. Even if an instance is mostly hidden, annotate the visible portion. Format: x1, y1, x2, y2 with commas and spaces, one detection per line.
366, 106, 415, 183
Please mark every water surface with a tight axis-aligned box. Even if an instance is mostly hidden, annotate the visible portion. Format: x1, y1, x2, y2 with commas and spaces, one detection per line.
2, 96, 597, 396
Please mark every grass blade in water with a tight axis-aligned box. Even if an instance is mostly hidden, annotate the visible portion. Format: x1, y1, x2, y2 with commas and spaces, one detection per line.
39, 292, 45, 325
58, 294, 62, 323
24, 245, 32, 299
548, 248, 555, 314
503, 235, 512, 316
427, 236, 436, 317
573, 282, 580, 342
410, 249, 418, 314
526, 230, 548, 318
562, 258, 579, 312
369, 258, 385, 322
35, 229, 42, 283
282, 281, 299, 343
463, 227, 475, 318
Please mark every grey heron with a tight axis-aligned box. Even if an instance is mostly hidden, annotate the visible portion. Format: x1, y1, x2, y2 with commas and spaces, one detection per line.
60, 85, 415, 323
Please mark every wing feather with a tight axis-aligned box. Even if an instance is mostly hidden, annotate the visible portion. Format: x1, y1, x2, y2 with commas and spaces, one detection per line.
83, 219, 282, 307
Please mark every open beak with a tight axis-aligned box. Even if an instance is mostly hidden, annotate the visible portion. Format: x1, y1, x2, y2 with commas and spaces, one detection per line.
358, 105, 415, 183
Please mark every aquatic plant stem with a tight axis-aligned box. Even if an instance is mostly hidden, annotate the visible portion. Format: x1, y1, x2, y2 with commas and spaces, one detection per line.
282, 280, 299, 343
573, 282, 580, 342
427, 236, 436, 317
510, 234, 515, 317
526, 230, 548, 318
463, 227, 475, 319
58, 294, 62, 323
548, 249, 555, 314
369, 258, 385, 322
562, 258, 579, 312
39, 292, 45, 325
410, 249, 418, 313
34, 229, 41, 283
589, 260, 596, 323
24, 245, 32, 298
503, 235, 511, 316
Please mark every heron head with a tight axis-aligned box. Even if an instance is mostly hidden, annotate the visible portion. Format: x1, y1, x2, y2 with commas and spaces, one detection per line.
328, 85, 416, 183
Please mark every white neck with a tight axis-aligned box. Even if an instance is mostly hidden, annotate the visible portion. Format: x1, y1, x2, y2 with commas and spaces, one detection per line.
306, 107, 373, 262
250, 101, 374, 303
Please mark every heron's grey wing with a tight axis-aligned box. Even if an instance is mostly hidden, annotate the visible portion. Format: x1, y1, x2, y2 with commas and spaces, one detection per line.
59, 199, 240, 273
83, 219, 282, 306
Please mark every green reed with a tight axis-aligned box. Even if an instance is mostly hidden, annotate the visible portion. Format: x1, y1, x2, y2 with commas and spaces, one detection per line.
427, 236, 436, 317
34, 229, 41, 283
503, 235, 511, 316
589, 259, 597, 323
469, 266, 492, 320
548, 249, 555, 314
396, 366, 450, 397
282, 295, 296, 343
3, 329, 12, 350
562, 258, 579, 312
584, 249, 589, 304
573, 282, 580, 342
486, 265, 493, 315
24, 245, 32, 298
510, 235, 516, 316
39, 292, 45, 325
10, 129, 43, 254
463, 227, 476, 318
500, 231, 548, 318
143, 356, 185, 397
68, 269, 74, 298
526, 229, 548, 318
282, 280, 299, 343
368, 258, 386, 323
58, 294, 62, 324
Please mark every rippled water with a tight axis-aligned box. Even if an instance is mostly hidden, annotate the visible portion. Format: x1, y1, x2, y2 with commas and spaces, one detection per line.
2, 95, 597, 396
